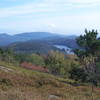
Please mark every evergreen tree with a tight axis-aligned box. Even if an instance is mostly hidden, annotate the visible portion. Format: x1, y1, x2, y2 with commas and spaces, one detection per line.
75, 29, 100, 85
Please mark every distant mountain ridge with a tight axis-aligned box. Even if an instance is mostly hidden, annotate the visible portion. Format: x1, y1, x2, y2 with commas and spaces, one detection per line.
7, 36, 79, 54
0, 32, 78, 54
0, 32, 61, 46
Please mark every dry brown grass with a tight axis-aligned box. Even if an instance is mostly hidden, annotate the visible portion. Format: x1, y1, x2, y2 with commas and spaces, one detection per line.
0, 62, 100, 100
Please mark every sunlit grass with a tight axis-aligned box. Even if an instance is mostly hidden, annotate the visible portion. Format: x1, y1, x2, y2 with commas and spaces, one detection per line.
0, 61, 100, 100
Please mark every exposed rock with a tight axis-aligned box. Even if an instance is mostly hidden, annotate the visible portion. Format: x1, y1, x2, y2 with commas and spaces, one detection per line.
48, 94, 62, 100
0, 66, 14, 73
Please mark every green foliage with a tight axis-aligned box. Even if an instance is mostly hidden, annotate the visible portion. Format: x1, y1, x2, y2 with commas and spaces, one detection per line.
69, 67, 88, 82
76, 29, 100, 56
15, 53, 45, 66
14, 53, 28, 63
26, 53, 45, 66
45, 51, 79, 76
96, 62, 100, 81
73, 29, 100, 85
45, 51, 65, 75
0, 48, 15, 63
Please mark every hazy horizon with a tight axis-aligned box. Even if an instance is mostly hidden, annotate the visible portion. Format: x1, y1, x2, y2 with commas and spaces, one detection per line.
0, 31, 80, 36
0, 0, 100, 35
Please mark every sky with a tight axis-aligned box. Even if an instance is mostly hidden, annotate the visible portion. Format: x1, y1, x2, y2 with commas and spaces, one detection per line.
0, 0, 100, 35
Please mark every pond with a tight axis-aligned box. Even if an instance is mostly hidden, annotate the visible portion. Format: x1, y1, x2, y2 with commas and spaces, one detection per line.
54, 45, 74, 54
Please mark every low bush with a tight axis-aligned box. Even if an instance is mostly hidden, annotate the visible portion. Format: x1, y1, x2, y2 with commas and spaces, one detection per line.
69, 67, 88, 82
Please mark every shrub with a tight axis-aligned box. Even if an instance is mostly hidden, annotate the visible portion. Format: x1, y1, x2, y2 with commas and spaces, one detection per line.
69, 67, 88, 82
15, 53, 45, 66
45, 51, 79, 77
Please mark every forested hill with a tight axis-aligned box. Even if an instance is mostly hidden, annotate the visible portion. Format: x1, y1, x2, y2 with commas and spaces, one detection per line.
0, 32, 77, 46
0, 32, 78, 54
6, 37, 79, 54
0, 32, 60, 46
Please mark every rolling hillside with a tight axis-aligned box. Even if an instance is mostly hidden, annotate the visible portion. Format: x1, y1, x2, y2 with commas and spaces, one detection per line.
0, 61, 100, 100
7, 37, 79, 54
7, 40, 59, 54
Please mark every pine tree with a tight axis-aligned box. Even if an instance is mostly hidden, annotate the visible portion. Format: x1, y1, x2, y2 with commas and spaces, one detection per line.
75, 29, 100, 85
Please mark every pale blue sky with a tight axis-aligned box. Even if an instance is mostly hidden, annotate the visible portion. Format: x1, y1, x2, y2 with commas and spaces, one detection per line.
0, 0, 100, 35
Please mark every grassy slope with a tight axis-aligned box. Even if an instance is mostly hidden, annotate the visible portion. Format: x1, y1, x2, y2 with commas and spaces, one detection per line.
0, 61, 100, 100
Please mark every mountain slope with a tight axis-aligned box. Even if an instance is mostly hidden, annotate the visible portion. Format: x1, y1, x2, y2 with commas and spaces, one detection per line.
0, 61, 100, 100
0, 32, 78, 54
13, 32, 59, 41
7, 37, 79, 54
45, 37, 79, 49
0, 34, 14, 46
8, 40, 59, 54
0, 32, 59, 46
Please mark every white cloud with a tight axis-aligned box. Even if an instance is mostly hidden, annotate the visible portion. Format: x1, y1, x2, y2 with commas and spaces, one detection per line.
0, 12, 100, 35
0, 3, 55, 18
43, 0, 100, 8
45, 0, 100, 4
69, 0, 100, 4
0, 0, 100, 34
68, 0, 100, 8
0, 0, 100, 18
49, 23, 56, 28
